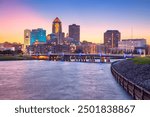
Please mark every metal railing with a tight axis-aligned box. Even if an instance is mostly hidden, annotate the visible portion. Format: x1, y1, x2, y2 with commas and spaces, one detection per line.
111, 62, 150, 100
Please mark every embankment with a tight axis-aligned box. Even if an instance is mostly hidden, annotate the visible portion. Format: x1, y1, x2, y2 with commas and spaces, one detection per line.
111, 59, 150, 100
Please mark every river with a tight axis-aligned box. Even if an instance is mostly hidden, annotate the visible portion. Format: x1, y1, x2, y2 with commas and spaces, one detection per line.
0, 60, 132, 99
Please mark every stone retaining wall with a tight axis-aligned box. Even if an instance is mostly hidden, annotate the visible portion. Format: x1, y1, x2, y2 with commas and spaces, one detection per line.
111, 62, 150, 100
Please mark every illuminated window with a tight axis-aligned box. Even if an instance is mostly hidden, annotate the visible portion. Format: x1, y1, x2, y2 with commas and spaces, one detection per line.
55, 23, 59, 33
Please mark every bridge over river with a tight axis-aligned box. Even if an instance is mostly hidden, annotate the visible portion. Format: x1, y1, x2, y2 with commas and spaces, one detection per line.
31, 53, 134, 62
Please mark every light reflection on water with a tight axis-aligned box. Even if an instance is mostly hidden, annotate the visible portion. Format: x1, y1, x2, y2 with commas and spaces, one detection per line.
0, 60, 132, 100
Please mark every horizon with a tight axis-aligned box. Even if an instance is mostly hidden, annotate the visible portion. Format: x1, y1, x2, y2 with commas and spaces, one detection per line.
0, 0, 150, 44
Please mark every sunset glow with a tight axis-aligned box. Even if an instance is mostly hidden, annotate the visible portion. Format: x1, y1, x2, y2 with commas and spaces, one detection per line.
0, 0, 150, 44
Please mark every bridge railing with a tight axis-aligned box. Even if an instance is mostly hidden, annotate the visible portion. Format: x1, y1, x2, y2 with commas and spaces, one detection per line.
111, 61, 150, 100
31, 53, 136, 58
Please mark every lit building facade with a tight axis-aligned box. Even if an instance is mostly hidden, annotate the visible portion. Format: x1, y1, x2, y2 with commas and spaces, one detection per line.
52, 17, 64, 44
52, 17, 62, 33
24, 29, 31, 51
0, 42, 22, 51
69, 24, 80, 42
118, 39, 146, 53
30, 28, 46, 45
46, 33, 57, 45
77, 41, 97, 54
27, 44, 70, 54
104, 30, 121, 48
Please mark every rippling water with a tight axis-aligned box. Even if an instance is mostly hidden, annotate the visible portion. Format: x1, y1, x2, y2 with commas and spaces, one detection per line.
0, 60, 132, 100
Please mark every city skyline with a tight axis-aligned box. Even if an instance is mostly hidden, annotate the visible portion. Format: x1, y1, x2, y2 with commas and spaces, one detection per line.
0, 0, 150, 44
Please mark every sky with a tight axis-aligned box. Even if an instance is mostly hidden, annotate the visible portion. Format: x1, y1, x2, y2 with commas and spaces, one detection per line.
0, 0, 150, 44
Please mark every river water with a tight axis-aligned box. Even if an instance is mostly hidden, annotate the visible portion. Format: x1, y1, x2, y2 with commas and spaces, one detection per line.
0, 60, 132, 100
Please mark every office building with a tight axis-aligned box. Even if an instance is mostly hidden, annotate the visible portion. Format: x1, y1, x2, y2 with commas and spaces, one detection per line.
69, 24, 80, 42
30, 28, 46, 45
104, 30, 121, 48
77, 41, 97, 54
52, 17, 64, 44
118, 39, 146, 54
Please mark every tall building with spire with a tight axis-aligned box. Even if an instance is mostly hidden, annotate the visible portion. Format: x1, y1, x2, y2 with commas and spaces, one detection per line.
52, 17, 64, 44
52, 17, 62, 33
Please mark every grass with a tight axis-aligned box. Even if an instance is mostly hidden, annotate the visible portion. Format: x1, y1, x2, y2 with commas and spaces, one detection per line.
130, 57, 150, 64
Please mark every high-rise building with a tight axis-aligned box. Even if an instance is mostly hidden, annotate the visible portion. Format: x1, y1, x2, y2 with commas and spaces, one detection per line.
104, 30, 121, 48
30, 28, 46, 45
24, 29, 31, 51
52, 17, 62, 34
69, 24, 80, 42
52, 17, 64, 44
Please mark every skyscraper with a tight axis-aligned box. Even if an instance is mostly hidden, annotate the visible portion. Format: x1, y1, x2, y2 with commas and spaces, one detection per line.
24, 29, 31, 51
52, 17, 62, 34
30, 28, 46, 45
52, 17, 63, 44
104, 30, 121, 48
69, 24, 80, 42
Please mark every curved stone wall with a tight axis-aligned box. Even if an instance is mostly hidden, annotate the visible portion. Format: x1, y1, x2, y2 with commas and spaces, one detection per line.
111, 61, 150, 100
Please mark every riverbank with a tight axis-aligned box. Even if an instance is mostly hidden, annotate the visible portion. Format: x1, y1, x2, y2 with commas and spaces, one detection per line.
0, 55, 34, 61
112, 57, 150, 92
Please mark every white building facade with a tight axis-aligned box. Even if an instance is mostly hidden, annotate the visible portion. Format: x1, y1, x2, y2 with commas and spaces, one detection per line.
118, 39, 146, 54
